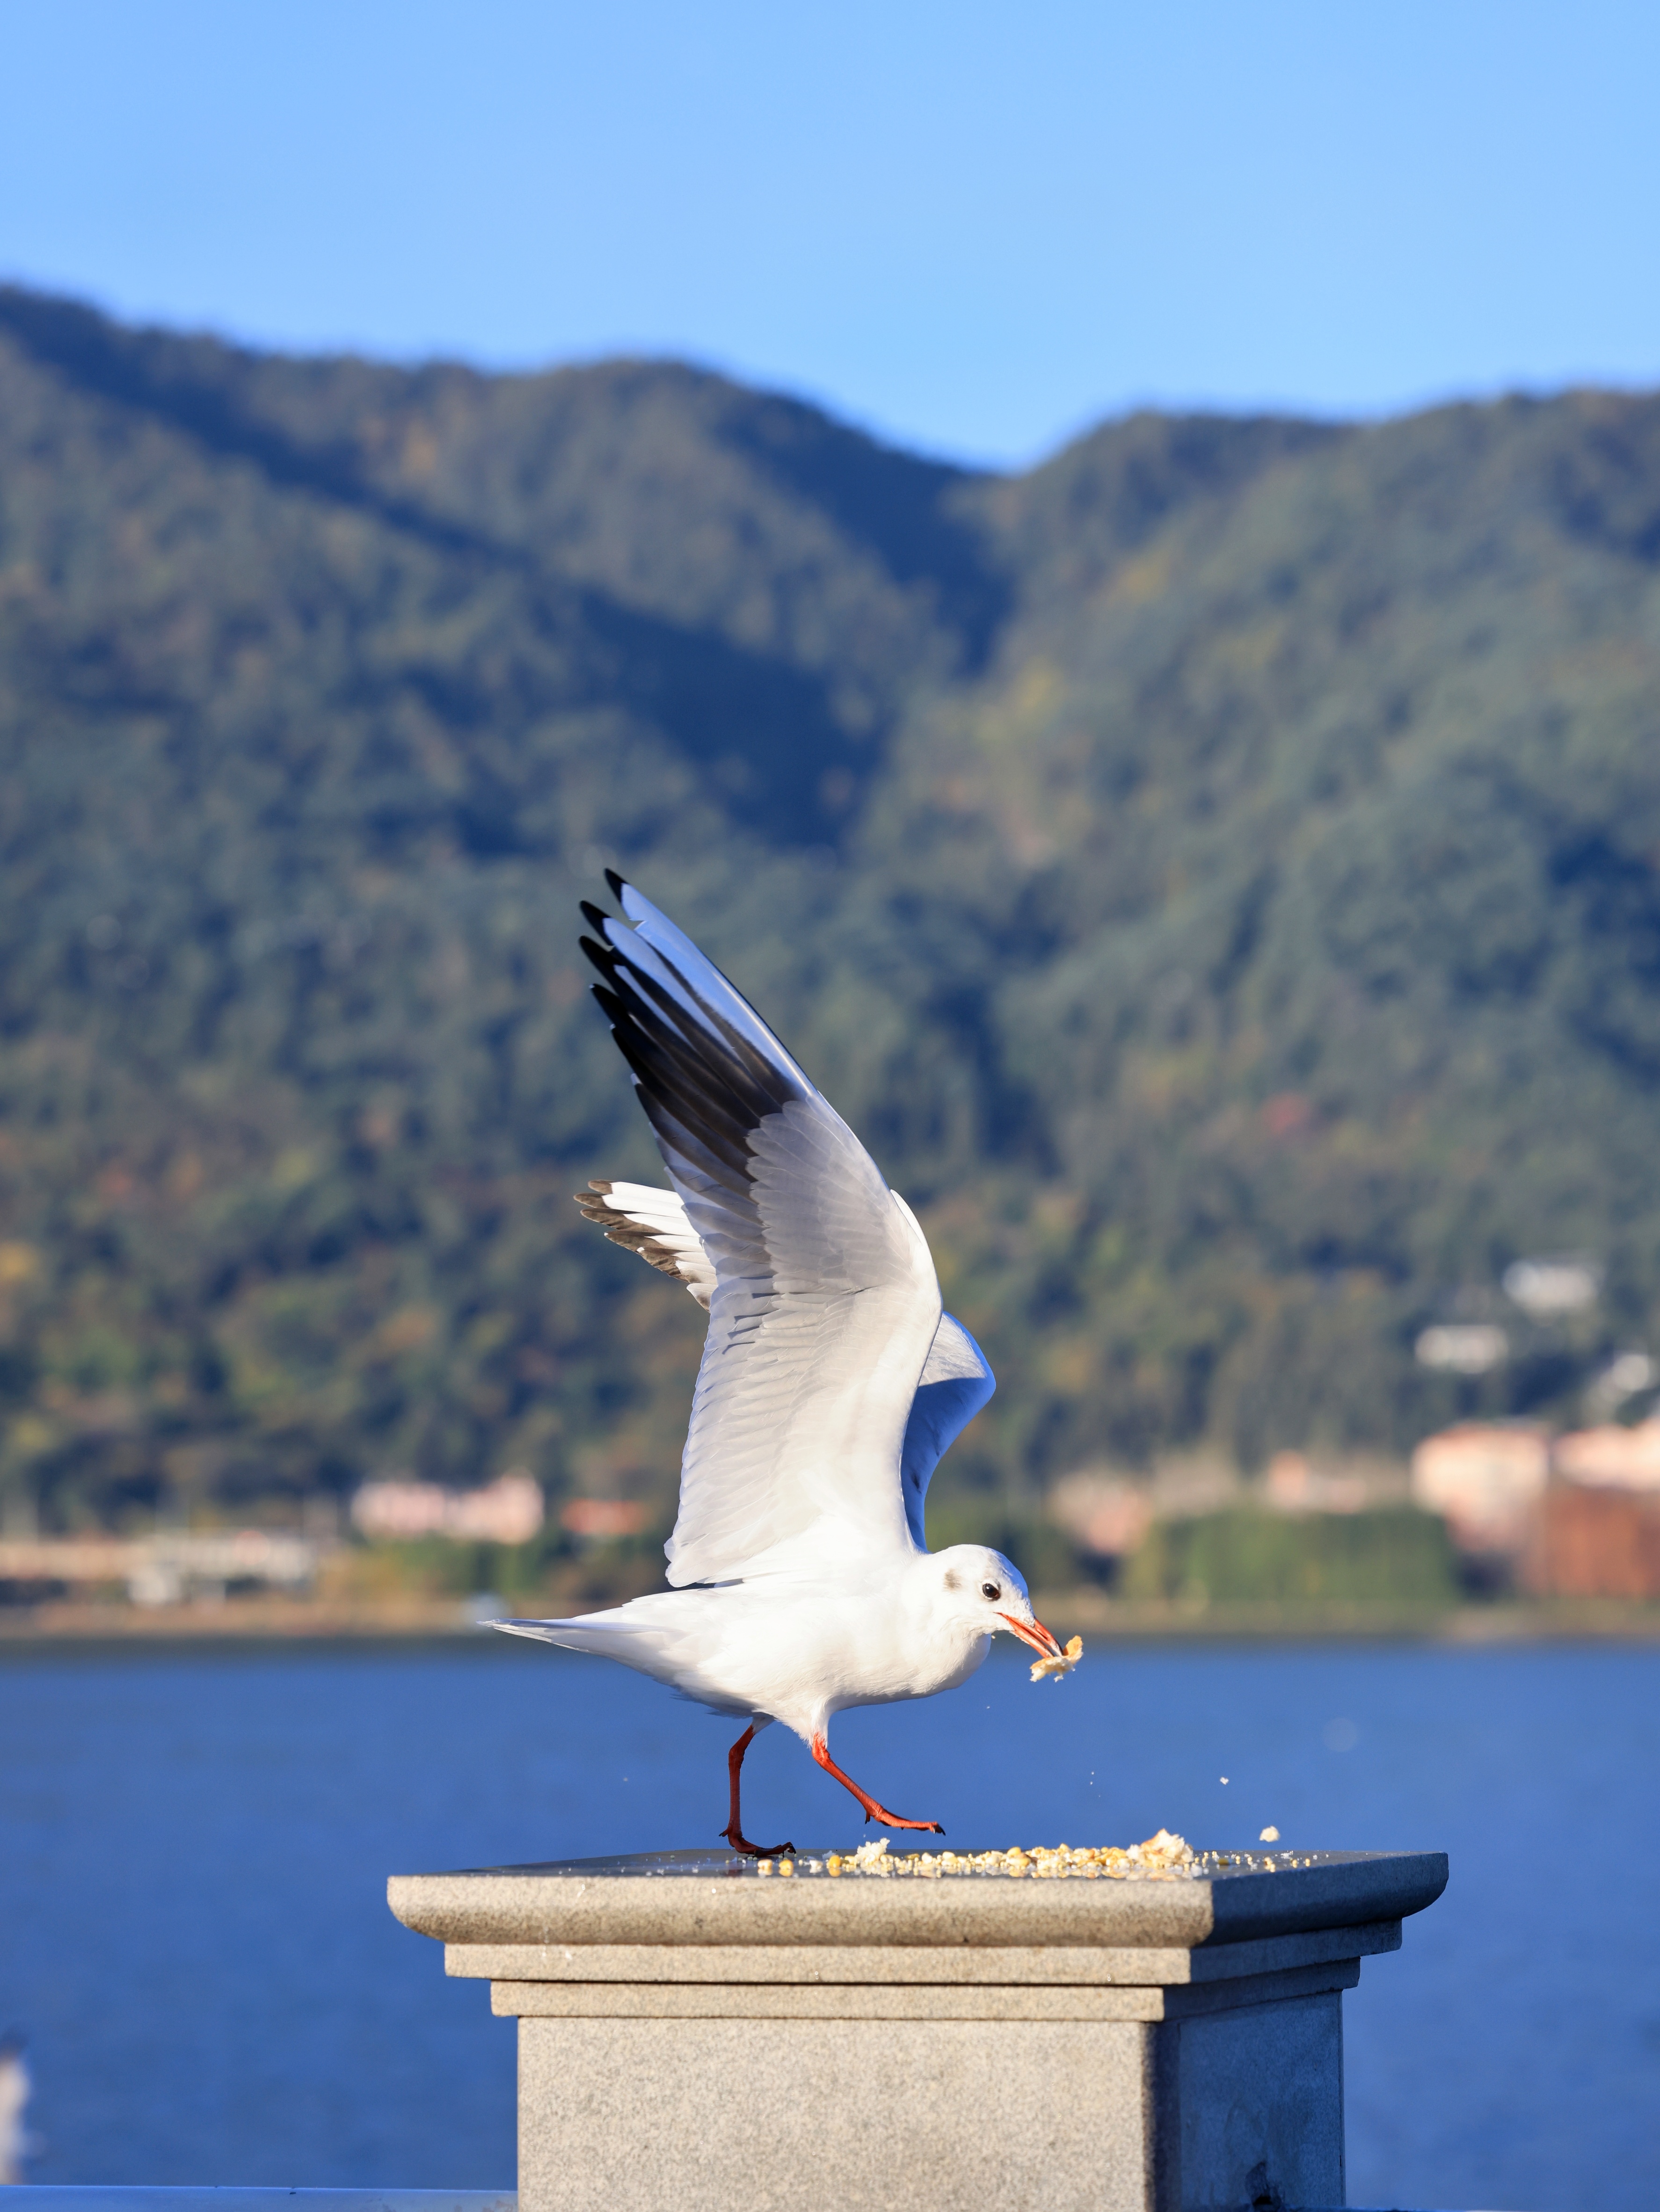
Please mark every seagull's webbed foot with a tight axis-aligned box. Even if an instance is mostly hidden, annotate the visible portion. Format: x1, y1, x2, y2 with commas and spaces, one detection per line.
861, 1804, 946, 1835
720, 1820, 797, 1858
810, 1732, 945, 1836
722, 1721, 794, 1858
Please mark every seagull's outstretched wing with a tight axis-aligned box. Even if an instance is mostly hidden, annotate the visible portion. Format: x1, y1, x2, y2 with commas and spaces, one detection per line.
581, 874, 941, 1586
575, 1179, 717, 1307
575, 1178, 995, 1547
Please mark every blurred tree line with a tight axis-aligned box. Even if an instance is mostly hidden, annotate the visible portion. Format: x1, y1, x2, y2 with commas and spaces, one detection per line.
2, 284, 1660, 1544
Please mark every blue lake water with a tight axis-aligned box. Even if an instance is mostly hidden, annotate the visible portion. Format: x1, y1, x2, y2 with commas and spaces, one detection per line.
1, 1635, 1656, 2211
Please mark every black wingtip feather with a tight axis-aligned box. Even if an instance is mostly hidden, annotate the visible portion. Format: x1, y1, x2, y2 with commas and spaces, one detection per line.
606, 966, 777, 1125
578, 874, 807, 1202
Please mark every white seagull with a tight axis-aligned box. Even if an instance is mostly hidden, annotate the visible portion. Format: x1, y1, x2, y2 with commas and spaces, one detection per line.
498, 873, 1064, 1853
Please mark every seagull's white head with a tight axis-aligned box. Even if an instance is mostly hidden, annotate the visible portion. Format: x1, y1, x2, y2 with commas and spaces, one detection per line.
932, 1545, 1064, 1663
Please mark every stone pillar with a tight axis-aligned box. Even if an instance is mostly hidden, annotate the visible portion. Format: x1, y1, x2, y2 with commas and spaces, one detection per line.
390, 1846, 1446, 2212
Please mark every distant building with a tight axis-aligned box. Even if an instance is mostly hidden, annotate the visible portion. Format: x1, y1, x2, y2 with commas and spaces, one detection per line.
1414, 1324, 1509, 1374
1551, 1416, 1660, 1492
1523, 1414, 1660, 1599
1409, 1423, 1550, 1554
560, 1499, 650, 1541
350, 1469, 544, 1545
1501, 1255, 1601, 1319
1524, 1486, 1660, 1601
0, 1530, 317, 1606
1047, 1472, 1153, 1557
1411, 1415, 1660, 1599
1585, 1350, 1657, 1420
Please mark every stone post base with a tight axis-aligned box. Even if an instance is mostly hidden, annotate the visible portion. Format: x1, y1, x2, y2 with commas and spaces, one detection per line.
390, 1846, 1446, 2212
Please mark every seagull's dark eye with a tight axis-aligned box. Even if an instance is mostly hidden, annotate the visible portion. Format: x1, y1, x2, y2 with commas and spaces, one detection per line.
981, 1581, 1001, 1601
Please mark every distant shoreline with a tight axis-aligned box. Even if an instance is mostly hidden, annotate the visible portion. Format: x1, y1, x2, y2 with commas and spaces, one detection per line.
2, 1591, 1657, 1646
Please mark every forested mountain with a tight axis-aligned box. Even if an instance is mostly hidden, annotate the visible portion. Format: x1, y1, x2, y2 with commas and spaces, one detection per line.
2, 282, 1658, 1538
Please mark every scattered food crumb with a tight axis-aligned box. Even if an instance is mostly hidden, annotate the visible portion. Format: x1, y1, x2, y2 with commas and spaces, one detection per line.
747, 1831, 1322, 1879
1029, 1633, 1084, 1683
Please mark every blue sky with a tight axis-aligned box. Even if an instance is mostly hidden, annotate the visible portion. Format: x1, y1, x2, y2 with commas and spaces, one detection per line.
3, 0, 1657, 464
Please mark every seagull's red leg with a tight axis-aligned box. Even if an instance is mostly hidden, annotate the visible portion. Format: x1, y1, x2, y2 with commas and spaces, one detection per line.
720, 1723, 796, 1857
811, 1732, 945, 1834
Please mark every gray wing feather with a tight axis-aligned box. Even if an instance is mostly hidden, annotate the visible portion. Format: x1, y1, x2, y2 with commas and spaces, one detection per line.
580, 876, 940, 1585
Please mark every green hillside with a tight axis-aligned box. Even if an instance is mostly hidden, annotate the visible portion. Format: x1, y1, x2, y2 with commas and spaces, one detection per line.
1, 283, 1658, 1539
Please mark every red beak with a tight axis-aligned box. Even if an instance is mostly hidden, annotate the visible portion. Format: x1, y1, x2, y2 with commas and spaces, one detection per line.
998, 1612, 1064, 1661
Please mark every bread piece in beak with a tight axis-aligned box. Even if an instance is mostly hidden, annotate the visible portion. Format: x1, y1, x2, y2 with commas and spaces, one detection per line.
1027, 1634, 1084, 1683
